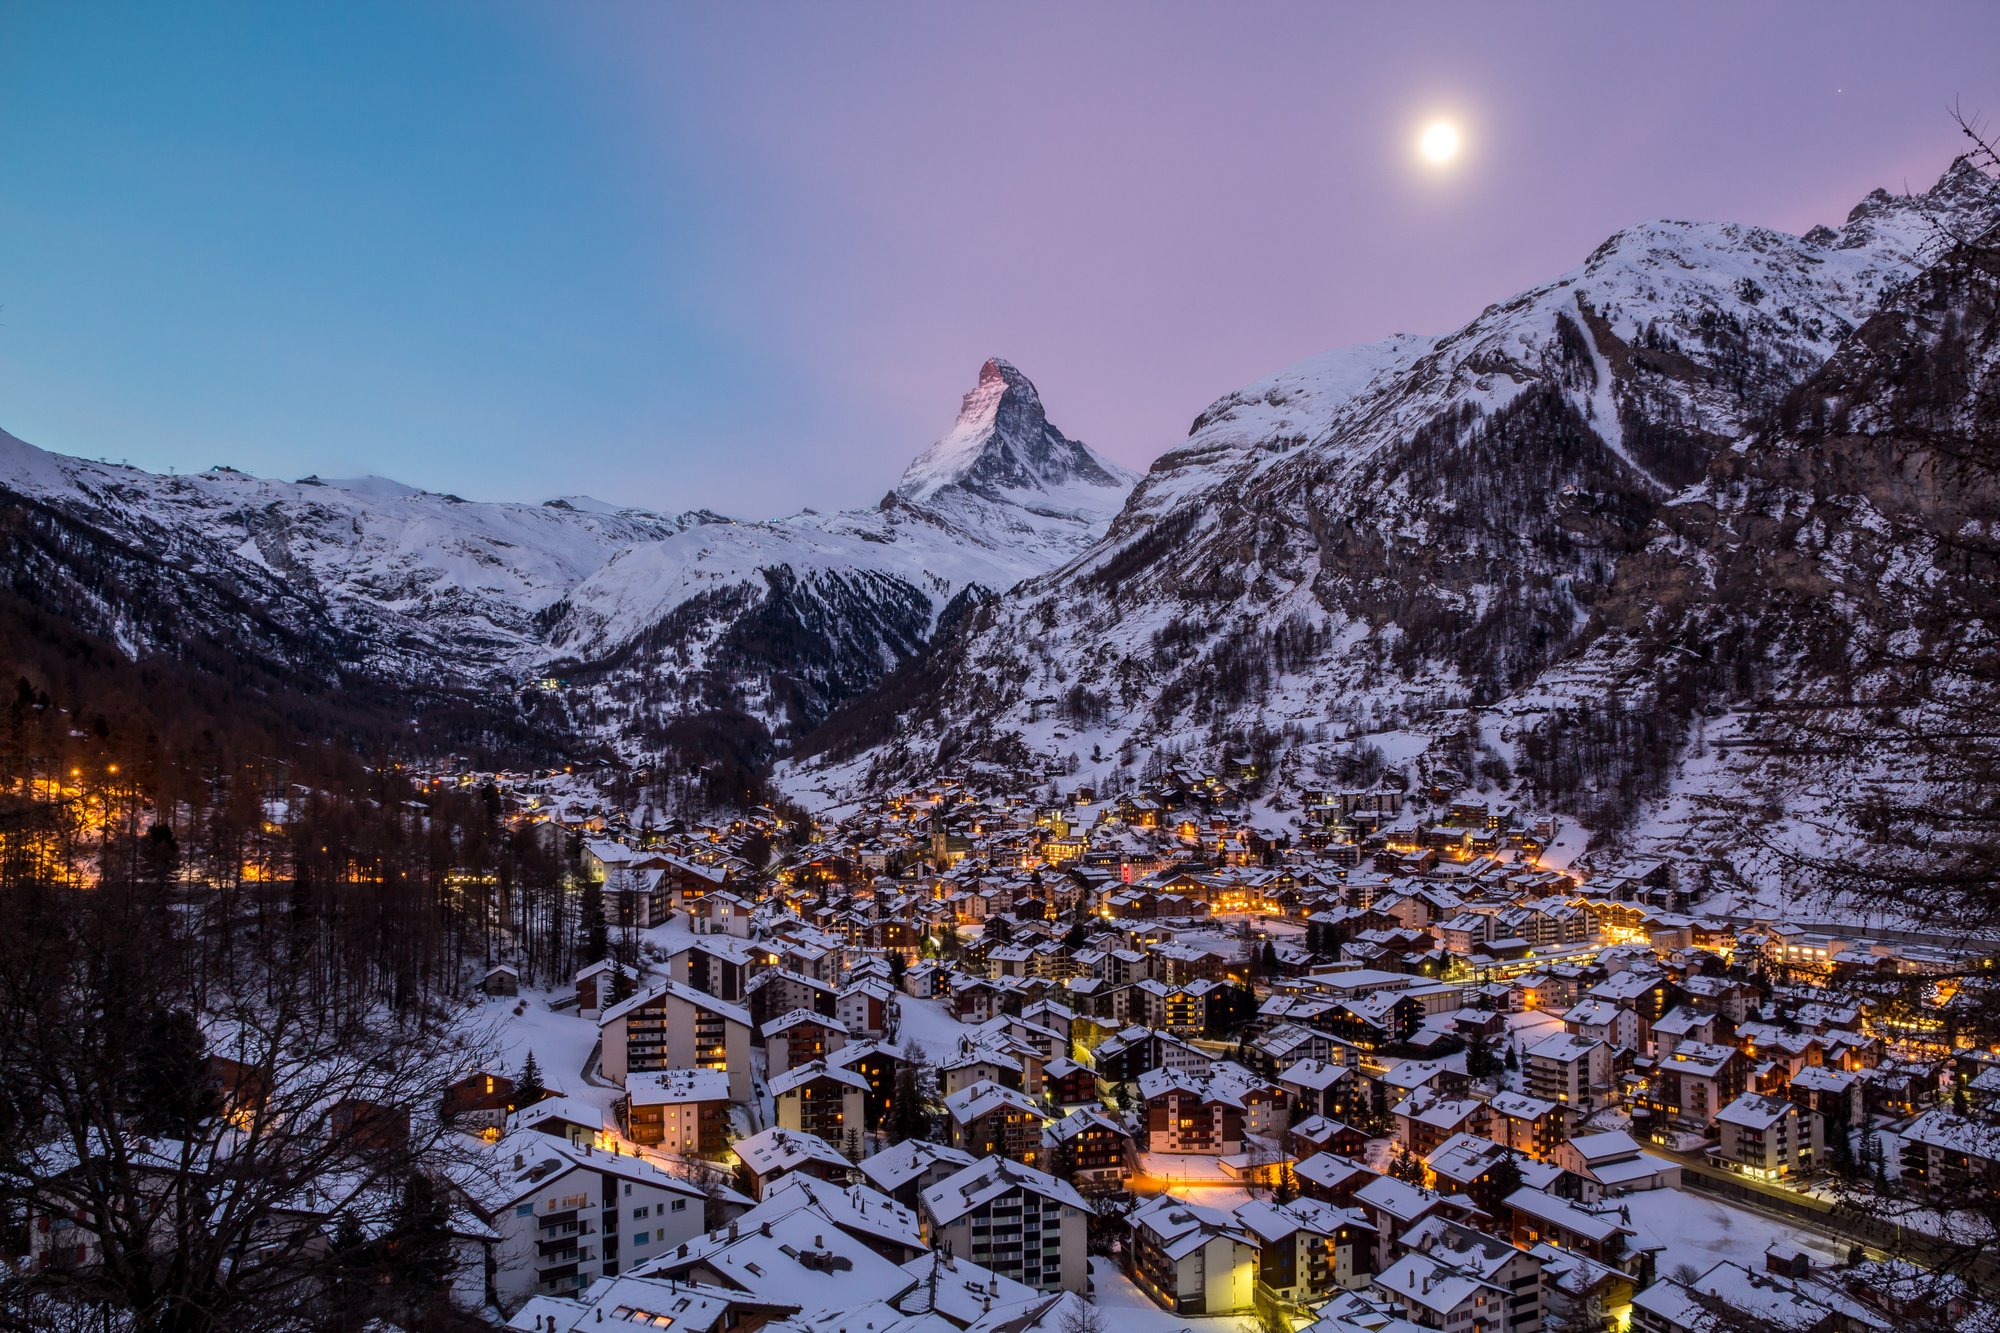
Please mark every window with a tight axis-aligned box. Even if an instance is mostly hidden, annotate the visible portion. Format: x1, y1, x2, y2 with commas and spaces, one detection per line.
515, 1204, 534, 1217
670, 1199, 687, 1211
633, 1206, 650, 1219
624, 1183, 633, 1196
633, 1231, 648, 1245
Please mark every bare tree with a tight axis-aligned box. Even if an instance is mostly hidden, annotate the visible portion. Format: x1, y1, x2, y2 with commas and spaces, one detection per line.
0, 877, 494, 1333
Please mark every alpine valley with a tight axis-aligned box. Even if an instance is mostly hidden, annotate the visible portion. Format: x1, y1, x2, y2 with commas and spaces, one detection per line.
4, 160, 1997, 909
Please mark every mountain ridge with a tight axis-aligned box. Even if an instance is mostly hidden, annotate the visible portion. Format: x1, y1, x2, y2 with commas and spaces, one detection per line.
784, 159, 2000, 910
0, 358, 1136, 798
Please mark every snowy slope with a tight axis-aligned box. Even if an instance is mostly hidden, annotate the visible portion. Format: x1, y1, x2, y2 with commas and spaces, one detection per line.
0, 427, 712, 676
786, 160, 2000, 838
0, 356, 1135, 769
538, 360, 1137, 761
548, 358, 1135, 659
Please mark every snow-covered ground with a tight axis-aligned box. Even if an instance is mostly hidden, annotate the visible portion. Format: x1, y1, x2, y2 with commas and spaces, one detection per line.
1088, 1257, 1241, 1333
891, 995, 981, 1061
464, 986, 620, 1127
1621, 1188, 1850, 1277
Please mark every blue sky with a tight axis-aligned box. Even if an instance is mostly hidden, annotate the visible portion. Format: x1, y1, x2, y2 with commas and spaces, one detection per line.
2, 1, 1996, 515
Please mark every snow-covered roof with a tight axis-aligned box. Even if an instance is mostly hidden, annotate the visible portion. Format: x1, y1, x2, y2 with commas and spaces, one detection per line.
920, 1157, 1092, 1226
626, 1068, 732, 1106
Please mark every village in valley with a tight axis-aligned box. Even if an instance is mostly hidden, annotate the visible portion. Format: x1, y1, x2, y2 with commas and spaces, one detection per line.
288, 755, 2000, 1333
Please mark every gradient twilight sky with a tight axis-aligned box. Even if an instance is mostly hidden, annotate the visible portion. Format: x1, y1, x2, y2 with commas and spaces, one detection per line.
2, 2, 1996, 516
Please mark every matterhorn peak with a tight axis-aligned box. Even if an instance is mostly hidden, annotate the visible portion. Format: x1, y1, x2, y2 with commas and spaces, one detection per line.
895, 358, 1132, 509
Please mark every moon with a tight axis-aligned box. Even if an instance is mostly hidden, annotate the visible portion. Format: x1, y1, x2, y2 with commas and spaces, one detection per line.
1419, 121, 1461, 164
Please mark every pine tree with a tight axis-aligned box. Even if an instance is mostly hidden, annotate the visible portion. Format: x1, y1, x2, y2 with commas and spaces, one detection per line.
1486, 1147, 1524, 1201
517, 1050, 547, 1105
890, 1049, 934, 1143
385, 1172, 455, 1303
1466, 1026, 1500, 1080
1044, 1133, 1076, 1184
130, 1006, 220, 1137
580, 880, 609, 963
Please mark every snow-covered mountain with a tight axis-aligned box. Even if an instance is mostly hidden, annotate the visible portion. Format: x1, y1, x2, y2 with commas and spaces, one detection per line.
536, 360, 1137, 780
0, 357, 1134, 775
545, 359, 1133, 656
0, 428, 715, 679
787, 159, 2000, 900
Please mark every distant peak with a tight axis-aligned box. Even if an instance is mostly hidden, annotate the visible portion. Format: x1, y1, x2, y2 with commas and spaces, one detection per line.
893, 359, 1133, 511
948, 357, 1044, 445
972, 356, 1039, 405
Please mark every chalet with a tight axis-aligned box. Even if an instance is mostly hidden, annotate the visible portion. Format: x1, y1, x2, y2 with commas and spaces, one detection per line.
939, 1046, 1023, 1096
768, 1060, 868, 1144
1639, 1040, 1746, 1136
621, 1068, 730, 1157
1235, 1197, 1372, 1305
920, 1157, 1094, 1294
762, 1009, 849, 1078
1044, 1108, 1133, 1187
1279, 1059, 1358, 1123
1093, 1026, 1213, 1088
1350, 1176, 1484, 1272
1504, 1187, 1642, 1273
746, 1171, 926, 1264
1899, 1109, 2000, 1195
859, 1139, 979, 1211
942, 1079, 1048, 1166
599, 980, 755, 1103
1402, 1216, 1546, 1332
1126, 1195, 1259, 1315
440, 1071, 516, 1135
1294, 1153, 1378, 1208
745, 969, 838, 1029
1044, 1057, 1100, 1108
1289, 1114, 1369, 1161
1422, 1133, 1527, 1217
837, 978, 898, 1037
732, 1126, 853, 1199
1648, 1006, 1730, 1059
1553, 1130, 1681, 1199
1715, 1092, 1816, 1180
668, 935, 759, 1004
829, 1039, 907, 1130
688, 888, 753, 937
1786, 1065, 1865, 1137
1485, 1092, 1569, 1161
1140, 1068, 1253, 1155
1393, 1092, 1490, 1159
575, 958, 647, 1017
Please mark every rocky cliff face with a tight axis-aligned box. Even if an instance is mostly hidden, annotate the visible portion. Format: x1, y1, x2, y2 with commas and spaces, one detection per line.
788, 161, 2000, 904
